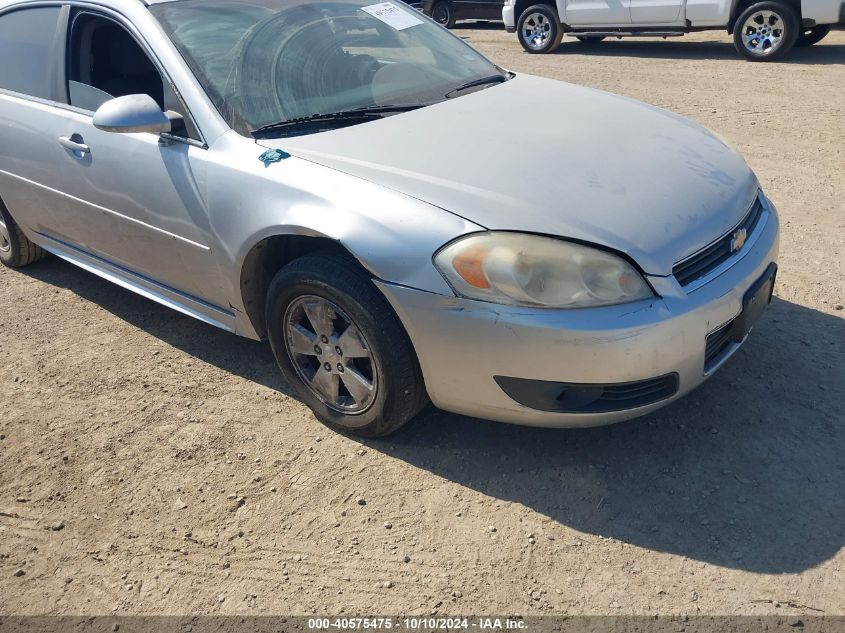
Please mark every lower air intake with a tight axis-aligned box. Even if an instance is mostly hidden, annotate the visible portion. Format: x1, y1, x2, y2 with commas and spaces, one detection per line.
495, 373, 680, 414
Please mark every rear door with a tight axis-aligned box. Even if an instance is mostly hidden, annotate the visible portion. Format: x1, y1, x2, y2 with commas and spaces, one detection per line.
45, 8, 227, 306
0, 5, 73, 236
629, 0, 683, 23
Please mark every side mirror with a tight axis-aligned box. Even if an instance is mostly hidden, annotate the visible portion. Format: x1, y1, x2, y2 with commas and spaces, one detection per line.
93, 94, 172, 135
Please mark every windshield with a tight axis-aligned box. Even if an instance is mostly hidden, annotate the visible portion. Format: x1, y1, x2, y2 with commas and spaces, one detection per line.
150, 0, 506, 136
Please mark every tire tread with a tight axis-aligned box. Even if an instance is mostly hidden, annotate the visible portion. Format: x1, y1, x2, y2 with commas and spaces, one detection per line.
732, 1, 799, 61
795, 24, 830, 47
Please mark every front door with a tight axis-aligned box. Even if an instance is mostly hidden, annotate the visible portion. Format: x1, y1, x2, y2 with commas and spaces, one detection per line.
0, 6, 73, 238
47, 9, 227, 307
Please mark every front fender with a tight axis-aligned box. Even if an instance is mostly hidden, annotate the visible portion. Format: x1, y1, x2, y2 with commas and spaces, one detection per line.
204, 132, 483, 331
556, 0, 567, 21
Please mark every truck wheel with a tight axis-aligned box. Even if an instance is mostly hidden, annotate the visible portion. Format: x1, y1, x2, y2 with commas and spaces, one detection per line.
575, 35, 606, 43
0, 204, 46, 268
795, 25, 830, 46
431, 1, 456, 28
518, 4, 563, 53
266, 251, 428, 438
733, 1, 799, 61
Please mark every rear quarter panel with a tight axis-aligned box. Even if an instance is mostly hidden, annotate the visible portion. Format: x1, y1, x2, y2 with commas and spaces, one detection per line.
684, 0, 733, 26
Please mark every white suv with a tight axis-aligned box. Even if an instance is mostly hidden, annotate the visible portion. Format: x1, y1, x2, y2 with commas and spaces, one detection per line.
503, 0, 843, 59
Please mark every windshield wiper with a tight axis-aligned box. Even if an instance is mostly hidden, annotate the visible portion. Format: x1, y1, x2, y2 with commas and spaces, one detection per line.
445, 74, 509, 98
250, 104, 429, 138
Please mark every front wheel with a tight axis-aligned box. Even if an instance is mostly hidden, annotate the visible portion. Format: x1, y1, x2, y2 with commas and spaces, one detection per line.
795, 24, 830, 46
732, 1, 799, 61
266, 251, 428, 438
517, 4, 563, 53
430, 1, 456, 28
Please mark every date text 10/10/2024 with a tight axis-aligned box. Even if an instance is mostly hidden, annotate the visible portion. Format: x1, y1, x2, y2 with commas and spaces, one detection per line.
307, 618, 528, 630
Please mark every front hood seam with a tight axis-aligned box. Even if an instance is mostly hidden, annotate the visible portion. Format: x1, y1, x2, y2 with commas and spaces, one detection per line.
254, 139, 490, 232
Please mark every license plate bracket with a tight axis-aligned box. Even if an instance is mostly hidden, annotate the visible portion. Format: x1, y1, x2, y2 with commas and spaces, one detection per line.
732, 262, 777, 342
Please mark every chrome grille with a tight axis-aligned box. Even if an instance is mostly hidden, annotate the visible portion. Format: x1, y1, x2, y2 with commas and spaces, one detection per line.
673, 195, 764, 287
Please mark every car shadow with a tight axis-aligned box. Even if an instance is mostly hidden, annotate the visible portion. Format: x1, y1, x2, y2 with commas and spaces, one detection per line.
19, 257, 294, 397
378, 296, 845, 575
18, 257, 845, 574
552, 38, 845, 64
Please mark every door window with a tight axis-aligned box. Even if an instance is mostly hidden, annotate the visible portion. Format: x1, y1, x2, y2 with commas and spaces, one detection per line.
0, 7, 61, 100
65, 11, 200, 140
67, 12, 165, 111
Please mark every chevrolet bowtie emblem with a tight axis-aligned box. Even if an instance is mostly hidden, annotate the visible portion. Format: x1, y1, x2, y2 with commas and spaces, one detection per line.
730, 227, 748, 253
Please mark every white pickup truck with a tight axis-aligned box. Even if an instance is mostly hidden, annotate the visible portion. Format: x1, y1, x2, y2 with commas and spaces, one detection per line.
503, 0, 843, 59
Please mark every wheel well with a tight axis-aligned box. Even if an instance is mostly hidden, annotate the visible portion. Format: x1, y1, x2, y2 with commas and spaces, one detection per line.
240, 234, 349, 339
728, 0, 801, 31
423, 0, 445, 14
0, 190, 22, 228
514, 0, 559, 25
0, 190, 13, 219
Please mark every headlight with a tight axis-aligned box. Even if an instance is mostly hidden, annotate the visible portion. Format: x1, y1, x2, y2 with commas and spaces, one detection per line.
433, 232, 653, 308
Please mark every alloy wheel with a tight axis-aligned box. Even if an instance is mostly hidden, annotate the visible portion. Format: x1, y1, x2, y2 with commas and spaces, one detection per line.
284, 295, 378, 414
521, 12, 552, 50
741, 10, 785, 56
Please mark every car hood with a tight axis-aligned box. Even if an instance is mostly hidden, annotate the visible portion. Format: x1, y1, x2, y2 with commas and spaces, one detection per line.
260, 74, 759, 276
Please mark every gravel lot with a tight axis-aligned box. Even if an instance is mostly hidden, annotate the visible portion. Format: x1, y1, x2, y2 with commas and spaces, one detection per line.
1, 28, 843, 617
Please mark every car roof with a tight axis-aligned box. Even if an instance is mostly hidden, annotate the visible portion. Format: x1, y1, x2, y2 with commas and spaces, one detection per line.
0, 0, 155, 9
0, 0, 184, 7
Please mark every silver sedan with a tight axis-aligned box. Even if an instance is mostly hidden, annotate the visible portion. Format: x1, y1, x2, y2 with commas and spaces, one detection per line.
0, 0, 778, 436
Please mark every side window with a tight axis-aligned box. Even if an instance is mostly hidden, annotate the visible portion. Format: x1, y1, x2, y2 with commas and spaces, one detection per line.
66, 11, 200, 141
0, 7, 61, 100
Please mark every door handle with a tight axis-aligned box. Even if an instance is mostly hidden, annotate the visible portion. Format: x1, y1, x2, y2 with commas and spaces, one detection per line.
58, 135, 91, 157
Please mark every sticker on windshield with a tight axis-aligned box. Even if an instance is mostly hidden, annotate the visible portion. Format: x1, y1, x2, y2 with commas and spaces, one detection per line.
361, 2, 423, 30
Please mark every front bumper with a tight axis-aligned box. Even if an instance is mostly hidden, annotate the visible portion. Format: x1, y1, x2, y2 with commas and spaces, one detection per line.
503, 5, 516, 30
376, 197, 780, 428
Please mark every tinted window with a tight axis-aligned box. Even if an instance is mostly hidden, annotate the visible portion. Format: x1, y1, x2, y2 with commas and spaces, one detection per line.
0, 7, 60, 99
67, 12, 165, 111
65, 11, 200, 140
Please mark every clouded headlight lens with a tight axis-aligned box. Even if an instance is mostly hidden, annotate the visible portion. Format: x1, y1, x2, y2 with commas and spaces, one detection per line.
434, 233, 653, 308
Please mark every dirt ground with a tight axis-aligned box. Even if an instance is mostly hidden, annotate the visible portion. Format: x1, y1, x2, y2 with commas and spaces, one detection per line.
1, 29, 843, 618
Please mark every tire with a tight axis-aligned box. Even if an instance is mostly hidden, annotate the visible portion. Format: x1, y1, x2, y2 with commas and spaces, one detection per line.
265, 251, 428, 438
0, 203, 46, 268
431, 1, 456, 28
732, 1, 799, 61
575, 35, 606, 43
795, 24, 830, 46
517, 4, 563, 53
